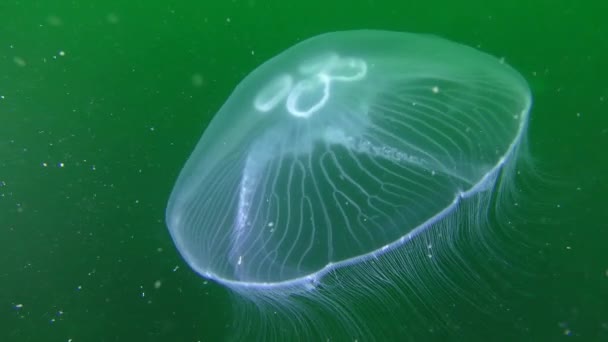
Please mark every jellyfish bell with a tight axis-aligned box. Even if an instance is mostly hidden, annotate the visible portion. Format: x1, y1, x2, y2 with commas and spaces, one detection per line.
166, 30, 532, 340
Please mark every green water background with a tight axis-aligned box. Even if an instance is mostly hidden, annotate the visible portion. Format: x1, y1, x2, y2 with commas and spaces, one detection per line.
1, 1, 606, 341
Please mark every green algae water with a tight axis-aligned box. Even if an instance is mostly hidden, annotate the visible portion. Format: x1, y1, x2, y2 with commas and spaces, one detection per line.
1, 1, 607, 341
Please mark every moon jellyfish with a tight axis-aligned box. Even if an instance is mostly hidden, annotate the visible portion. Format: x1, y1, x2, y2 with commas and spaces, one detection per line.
166, 30, 532, 340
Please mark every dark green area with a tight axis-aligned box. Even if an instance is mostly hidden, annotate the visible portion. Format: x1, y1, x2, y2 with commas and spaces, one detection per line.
0, 1, 606, 341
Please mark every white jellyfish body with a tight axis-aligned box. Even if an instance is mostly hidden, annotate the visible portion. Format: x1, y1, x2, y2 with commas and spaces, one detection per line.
166, 30, 532, 341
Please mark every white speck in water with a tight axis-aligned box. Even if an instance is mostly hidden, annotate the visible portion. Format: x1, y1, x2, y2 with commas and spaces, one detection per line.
107, 13, 119, 24
13, 56, 26, 67
192, 73, 205, 87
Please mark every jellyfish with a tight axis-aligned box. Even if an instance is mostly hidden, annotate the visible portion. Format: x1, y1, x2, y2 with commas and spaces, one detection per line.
166, 30, 532, 340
